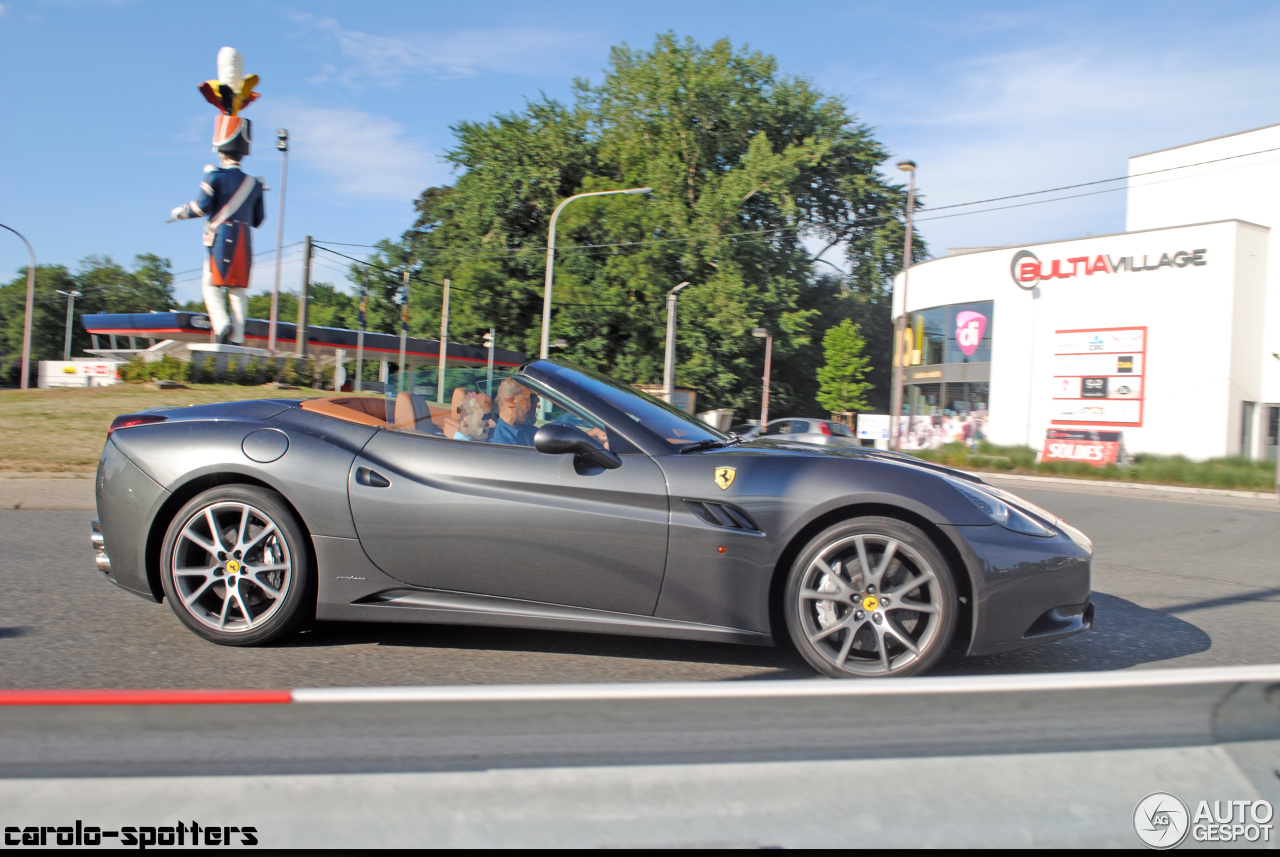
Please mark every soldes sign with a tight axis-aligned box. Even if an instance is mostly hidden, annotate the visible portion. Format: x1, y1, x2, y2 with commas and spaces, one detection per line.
1041, 429, 1124, 467
1010, 248, 1206, 290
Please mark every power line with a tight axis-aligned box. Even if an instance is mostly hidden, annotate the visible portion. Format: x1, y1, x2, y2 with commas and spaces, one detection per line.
925, 143, 1280, 212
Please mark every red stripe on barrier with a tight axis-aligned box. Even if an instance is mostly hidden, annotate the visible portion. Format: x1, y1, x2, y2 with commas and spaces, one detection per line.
0, 689, 292, 706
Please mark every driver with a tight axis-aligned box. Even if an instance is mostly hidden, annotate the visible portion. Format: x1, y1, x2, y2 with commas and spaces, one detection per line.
492, 378, 539, 446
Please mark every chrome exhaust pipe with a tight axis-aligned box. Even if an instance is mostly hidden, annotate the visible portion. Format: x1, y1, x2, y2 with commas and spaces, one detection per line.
95, 551, 111, 574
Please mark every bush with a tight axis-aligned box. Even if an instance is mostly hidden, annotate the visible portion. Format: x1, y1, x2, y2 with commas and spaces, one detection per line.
117, 354, 191, 383
907, 441, 1276, 491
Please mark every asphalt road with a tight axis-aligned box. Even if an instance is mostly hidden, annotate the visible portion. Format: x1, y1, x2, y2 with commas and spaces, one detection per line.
1, 486, 1277, 688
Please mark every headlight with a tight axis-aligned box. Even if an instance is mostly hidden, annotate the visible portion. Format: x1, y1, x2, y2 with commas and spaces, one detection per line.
951, 480, 1055, 538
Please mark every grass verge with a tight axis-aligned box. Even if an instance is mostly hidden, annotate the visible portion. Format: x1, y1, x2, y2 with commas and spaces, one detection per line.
0, 383, 366, 473
910, 441, 1277, 492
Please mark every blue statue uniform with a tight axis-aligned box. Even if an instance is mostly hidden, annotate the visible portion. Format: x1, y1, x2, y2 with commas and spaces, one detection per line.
173, 165, 265, 288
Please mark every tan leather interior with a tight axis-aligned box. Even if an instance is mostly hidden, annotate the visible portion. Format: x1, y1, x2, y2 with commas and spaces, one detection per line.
393, 392, 447, 434
298, 396, 388, 428
440, 387, 468, 438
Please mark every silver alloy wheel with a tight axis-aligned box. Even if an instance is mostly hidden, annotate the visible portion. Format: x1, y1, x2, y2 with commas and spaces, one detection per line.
168, 500, 293, 634
797, 533, 944, 676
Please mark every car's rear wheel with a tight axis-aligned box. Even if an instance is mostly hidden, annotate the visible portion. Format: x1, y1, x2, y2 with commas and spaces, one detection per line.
159, 485, 311, 646
785, 517, 957, 678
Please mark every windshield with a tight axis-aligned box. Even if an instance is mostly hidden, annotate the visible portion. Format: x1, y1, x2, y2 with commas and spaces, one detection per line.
544, 362, 730, 448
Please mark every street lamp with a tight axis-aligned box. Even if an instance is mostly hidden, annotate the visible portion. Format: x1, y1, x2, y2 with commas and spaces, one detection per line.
752, 327, 772, 427
889, 159, 917, 452
1, 223, 36, 389
268, 129, 289, 353
56, 290, 83, 361
540, 186, 651, 359
662, 281, 691, 403
482, 328, 495, 394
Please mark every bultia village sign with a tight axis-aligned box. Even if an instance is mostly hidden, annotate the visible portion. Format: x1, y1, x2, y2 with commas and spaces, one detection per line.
1010, 248, 1207, 290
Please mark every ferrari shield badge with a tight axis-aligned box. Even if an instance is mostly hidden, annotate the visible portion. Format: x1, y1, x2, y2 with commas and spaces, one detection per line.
714, 467, 736, 490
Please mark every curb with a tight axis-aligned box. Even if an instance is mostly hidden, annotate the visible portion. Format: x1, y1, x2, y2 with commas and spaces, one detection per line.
4, 664, 1280, 706
980, 471, 1278, 501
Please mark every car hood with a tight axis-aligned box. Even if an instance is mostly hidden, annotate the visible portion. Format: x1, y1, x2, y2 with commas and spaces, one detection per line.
736, 437, 987, 484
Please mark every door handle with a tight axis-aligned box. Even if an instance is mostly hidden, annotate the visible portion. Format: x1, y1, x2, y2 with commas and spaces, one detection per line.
355, 467, 391, 488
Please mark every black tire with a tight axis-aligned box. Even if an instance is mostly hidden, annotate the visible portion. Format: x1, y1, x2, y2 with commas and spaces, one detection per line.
159, 484, 313, 646
784, 516, 957, 678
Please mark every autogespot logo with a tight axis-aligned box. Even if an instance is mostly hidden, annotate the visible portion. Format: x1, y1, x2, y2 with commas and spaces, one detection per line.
1134, 792, 1190, 849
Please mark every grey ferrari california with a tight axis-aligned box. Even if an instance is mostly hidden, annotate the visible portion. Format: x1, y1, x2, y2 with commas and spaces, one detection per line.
91, 359, 1093, 678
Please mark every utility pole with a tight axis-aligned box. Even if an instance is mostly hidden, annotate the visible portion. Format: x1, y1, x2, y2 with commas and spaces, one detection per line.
354, 280, 367, 392
752, 327, 773, 427
889, 160, 917, 451
397, 269, 410, 396
296, 235, 312, 357
1, 224, 36, 389
56, 289, 82, 361
268, 129, 289, 352
663, 282, 691, 403
436, 278, 450, 404
483, 328, 495, 394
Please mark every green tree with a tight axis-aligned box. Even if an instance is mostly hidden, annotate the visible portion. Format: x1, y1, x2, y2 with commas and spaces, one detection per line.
815, 319, 871, 414
365, 32, 921, 415
0, 255, 175, 385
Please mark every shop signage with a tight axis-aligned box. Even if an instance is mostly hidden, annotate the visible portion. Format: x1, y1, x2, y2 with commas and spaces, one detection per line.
1010, 248, 1206, 290
955, 310, 987, 357
1041, 429, 1125, 467
1051, 327, 1146, 427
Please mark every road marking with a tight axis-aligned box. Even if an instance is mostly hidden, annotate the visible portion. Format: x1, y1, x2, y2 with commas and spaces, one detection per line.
4, 664, 1278, 706
0, 689, 291, 706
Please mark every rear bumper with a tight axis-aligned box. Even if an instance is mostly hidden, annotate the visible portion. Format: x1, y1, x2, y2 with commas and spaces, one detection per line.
943, 523, 1094, 657
94, 439, 168, 602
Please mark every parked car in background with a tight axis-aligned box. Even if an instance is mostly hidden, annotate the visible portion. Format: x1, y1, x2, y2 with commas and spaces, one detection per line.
755, 417, 861, 448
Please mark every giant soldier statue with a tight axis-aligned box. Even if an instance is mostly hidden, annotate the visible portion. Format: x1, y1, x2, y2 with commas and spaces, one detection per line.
170, 47, 265, 346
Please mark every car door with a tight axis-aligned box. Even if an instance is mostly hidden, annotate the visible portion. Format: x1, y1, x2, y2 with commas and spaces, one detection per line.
347, 386, 670, 617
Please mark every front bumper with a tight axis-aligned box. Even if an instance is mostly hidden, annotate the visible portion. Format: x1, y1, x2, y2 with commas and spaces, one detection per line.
944, 522, 1094, 657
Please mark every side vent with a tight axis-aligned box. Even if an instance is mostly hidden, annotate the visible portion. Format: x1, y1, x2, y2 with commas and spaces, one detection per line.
684, 500, 762, 534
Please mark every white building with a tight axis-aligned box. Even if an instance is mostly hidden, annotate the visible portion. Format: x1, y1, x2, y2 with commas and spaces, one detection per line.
893, 123, 1280, 462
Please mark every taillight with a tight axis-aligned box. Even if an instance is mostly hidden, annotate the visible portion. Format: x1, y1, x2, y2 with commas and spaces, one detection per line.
108, 414, 167, 437
818, 422, 832, 435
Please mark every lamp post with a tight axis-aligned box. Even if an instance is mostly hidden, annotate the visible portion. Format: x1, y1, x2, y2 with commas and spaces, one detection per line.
663, 281, 691, 403
1, 223, 36, 389
482, 328, 495, 394
540, 186, 650, 358
889, 159, 917, 452
268, 129, 288, 353
752, 327, 772, 427
56, 290, 82, 361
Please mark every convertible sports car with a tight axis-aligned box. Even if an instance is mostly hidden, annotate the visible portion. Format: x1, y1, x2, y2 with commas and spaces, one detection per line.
91, 359, 1093, 678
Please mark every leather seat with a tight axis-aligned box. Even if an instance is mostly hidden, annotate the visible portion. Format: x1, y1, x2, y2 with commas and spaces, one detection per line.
393, 391, 441, 434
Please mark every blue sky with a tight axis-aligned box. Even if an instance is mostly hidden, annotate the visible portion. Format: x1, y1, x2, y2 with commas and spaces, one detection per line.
3, 0, 1280, 304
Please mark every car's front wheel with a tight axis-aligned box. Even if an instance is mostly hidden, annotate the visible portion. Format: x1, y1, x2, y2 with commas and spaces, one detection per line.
159, 485, 312, 646
785, 517, 957, 678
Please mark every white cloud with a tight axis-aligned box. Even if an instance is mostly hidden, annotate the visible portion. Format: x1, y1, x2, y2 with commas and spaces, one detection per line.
289, 12, 603, 85
833, 24, 1280, 255
268, 100, 446, 201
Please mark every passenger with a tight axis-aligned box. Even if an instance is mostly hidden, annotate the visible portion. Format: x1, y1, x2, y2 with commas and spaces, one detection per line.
454, 392, 494, 441
492, 378, 539, 445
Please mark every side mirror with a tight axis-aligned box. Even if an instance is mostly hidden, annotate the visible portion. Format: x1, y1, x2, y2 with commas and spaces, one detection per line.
534, 423, 622, 470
